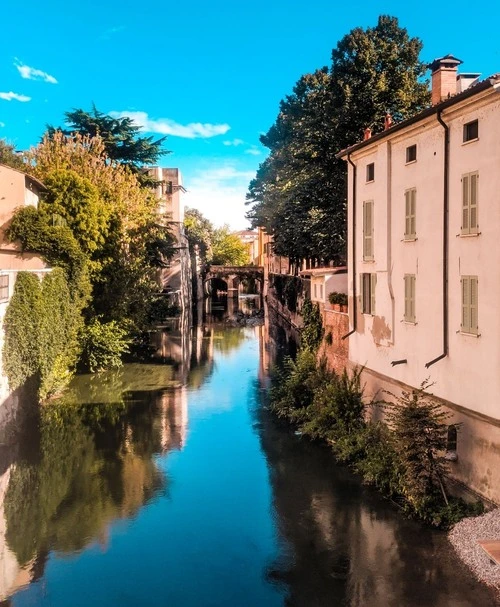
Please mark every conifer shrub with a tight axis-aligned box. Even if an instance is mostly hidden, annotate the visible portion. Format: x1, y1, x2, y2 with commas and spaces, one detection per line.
300, 298, 324, 352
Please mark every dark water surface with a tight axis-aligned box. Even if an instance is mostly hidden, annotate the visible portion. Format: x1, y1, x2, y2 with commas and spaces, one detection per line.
1, 320, 495, 606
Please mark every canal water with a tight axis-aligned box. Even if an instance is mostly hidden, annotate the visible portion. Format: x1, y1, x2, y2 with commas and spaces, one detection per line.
0, 307, 496, 606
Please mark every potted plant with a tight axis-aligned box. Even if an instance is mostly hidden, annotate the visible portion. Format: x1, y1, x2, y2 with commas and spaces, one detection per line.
328, 291, 348, 313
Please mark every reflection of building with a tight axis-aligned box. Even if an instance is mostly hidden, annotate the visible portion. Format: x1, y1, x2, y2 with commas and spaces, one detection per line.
147, 167, 191, 314
158, 388, 188, 452
338, 57, 500, 504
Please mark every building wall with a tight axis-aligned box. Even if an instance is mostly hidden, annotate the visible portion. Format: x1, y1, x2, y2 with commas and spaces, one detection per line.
318, 310, 349, 375
346, 89, 500, 502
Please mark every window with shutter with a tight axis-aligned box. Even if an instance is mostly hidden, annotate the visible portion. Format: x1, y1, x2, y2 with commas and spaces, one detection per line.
0, 275, 8, 302
461, 275, 478, 334
404, 274, 416, 322
360, 273, 376, 315
404, 188, 416, 239
461, 172, 479, 235
363, 201, 374, 260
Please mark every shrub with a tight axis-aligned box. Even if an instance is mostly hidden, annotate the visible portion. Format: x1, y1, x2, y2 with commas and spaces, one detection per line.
80, 319, 131, 373
301, 298, 324, 352
328, 291, 348, 306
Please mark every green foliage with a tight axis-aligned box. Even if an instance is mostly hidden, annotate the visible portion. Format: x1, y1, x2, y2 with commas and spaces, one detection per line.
2, 270, 84, 399
0, 139, 26, 171
2, 273, 42, 391
328, 291, 348, 306
80, 319, 131, 373
247, 15, 430, 264
47, 105, 169, 184
271, 274, 304, 312
41, 168, 110, 254
301, 298, 324, 352
384, 382, 452, 515
184, 207, 214, 263
211, 225, 250, 266
269, 357, 482, 528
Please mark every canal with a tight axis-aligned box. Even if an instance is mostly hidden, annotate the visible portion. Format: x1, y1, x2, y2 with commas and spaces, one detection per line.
0, 305, 495, 606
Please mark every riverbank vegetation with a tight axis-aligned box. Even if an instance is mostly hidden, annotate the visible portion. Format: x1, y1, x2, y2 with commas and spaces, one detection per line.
270, 301, 482, 528
1, 108, 176, 400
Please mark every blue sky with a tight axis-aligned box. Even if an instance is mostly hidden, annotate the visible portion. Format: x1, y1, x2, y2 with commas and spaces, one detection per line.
1, 1, 499, 229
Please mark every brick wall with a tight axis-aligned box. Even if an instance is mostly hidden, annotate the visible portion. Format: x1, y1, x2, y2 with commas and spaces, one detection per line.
318, 309, 349, 374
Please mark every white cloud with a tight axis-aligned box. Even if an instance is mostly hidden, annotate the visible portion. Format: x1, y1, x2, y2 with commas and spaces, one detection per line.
185, 164, 255, 230
223, 138, 244, 146
110, 110, 230, 139
15, 61, 57, 84
0, 91, 31, 102
245, 147, 261, 156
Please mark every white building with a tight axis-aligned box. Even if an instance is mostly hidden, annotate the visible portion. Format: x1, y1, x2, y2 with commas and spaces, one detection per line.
339, 57, 500, 504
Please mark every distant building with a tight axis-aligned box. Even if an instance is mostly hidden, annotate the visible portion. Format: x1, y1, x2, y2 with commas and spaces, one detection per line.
338, 56, 500, 504
234, 229, 259, 264
147, 167, 191, 314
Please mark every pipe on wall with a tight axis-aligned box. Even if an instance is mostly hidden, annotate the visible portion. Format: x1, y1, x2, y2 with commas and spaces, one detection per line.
343, 154, 357, 340
425, 109, 449, 368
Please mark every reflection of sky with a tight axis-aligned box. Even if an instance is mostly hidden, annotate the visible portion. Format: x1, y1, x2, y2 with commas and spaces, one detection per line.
11, 327, 284, 607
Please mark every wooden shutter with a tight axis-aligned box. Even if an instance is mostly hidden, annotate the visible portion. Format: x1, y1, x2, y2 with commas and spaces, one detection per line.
462, 175, 470, 234
470, 276, 478, 334
461, 276, 470, 332
410, 190, 416, 238
470, 173, 478, 233
404, 191, 411, 238
370, 273, 376, 315
404, 275, 416, 322
363, 201, 373, 260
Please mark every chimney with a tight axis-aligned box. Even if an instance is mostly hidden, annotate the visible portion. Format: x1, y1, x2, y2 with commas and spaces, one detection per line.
363, 127, 372, 141
456, 73, 480, 94
429, 55, 463, 105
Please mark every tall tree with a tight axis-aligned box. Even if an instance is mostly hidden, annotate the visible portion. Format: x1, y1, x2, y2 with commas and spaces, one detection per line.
211, 226, 250, 266
247, 16, 430, 266
184, 207, 214, 263
47, 105, 169, 184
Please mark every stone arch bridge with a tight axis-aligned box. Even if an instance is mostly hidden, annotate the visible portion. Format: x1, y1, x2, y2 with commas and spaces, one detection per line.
204, 265, 264, 297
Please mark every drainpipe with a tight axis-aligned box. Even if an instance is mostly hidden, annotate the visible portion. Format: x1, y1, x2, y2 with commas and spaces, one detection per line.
342, 154, 357, 340
425, 109, 449, 368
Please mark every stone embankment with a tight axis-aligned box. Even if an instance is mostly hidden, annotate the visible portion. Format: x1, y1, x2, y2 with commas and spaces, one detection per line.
225, 309, 264, 327
449, 508, 500, 595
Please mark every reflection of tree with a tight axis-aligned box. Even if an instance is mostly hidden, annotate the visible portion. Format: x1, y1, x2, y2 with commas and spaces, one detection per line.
4, 396, 165, 567
212, 328, 246, 356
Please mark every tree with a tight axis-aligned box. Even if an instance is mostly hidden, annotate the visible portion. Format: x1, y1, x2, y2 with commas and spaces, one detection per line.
184, 207, 214, 263
47, 105, 169, 183
211, 226, 250, 266
247, 16, 430, 265
0, 139, 26, 171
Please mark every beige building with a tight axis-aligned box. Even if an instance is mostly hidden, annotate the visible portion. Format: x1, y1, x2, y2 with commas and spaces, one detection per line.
0, 165, 50, 409
339, 57, 500, 503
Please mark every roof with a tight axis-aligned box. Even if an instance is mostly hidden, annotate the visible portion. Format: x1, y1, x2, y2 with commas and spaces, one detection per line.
337, 74, 500, 159
299, 266, 347, 277
0, 163, 47, 191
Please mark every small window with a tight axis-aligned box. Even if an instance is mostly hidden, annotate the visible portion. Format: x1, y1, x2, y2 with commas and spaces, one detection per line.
363, 200, 374, 260
406, 144, 417, 163
319, 284, 323, 300
404, 188, 416, 239
313, 284, 317, 299
447, 425, 458, 452
461, 275, 478, 335
463, 119, 478, 142
0, 275, 8, 302
360, 273, 376, 315
461, 172, 479, 235
404, 274, 416, 323
366, 163, 375, 182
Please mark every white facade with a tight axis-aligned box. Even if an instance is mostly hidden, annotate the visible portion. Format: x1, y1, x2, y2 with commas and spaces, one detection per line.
341, 73, 500, 503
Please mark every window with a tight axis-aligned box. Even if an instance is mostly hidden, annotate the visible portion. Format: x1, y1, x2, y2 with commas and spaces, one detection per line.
446, 425, 458, 461
360, 273, 376, 315
366, 163, 375, 182
463, 119, 478, 143
404, 274, 416, 323
319, 284, 323, 300
406, 144, 417, 163
313, 284, 317, 299
0, 275, 8, 302
461, 172, 479, 234
461, 275, 478, 335
363, 200, 374, 260
404, 188, 416, 239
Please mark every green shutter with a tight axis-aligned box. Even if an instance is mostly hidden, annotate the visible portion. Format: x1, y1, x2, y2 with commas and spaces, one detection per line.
410, 189, 416, 238
461, 276, 470, 331
470, 173, 478, 232
370, 273, 376, 315
462, 175, 470, 234
470, 276, 478, 334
